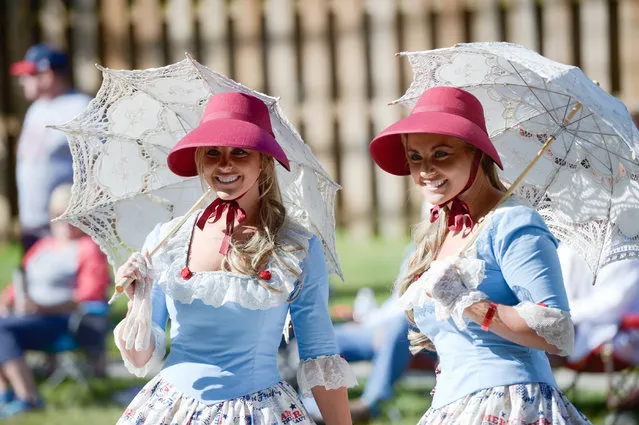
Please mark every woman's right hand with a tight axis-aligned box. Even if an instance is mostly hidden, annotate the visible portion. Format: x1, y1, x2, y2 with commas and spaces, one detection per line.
115, 251, 153, 299
116, 251, 154, 352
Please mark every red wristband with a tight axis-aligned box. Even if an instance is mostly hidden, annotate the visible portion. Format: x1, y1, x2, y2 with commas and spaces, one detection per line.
481, 302, 498, 331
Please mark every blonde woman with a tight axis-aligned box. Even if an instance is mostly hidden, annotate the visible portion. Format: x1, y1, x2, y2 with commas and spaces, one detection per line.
113, 92, 356, 425
369, 87, 591, 424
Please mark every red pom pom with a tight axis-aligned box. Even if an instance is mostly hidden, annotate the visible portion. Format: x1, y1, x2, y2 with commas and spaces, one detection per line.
181, 267, 193, 280
259, 270, 272, 281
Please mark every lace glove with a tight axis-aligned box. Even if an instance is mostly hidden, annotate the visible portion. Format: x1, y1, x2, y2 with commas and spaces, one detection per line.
421, 258, 487, 330
115, 251, 154, 351
514, 302, 575, 356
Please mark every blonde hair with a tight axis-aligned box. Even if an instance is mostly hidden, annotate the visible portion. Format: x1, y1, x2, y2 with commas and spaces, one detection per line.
398, 149, 506, 354
49, 183, 73, 218
195, 148, 304, 297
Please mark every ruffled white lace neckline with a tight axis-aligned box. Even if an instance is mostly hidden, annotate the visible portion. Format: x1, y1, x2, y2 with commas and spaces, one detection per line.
154, 212, 313, 310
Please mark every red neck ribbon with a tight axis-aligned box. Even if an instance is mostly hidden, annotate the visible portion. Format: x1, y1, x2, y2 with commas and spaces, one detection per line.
196, 193, 247, 255
429, 150, 483, 236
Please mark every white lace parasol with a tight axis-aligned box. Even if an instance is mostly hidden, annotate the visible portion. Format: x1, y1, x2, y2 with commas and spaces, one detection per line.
396, 42, 639, 274
54, 55, 342, 278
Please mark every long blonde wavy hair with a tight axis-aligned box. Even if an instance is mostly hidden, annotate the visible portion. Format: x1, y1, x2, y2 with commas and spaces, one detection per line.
398, 149, 507, 354
195, 148, 304, 297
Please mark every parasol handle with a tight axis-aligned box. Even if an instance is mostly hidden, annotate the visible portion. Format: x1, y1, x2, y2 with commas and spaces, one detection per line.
456, 102, 583, 257
108, 187, 215, 305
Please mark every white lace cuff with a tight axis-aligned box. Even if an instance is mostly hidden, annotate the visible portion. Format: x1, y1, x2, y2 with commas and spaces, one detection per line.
114, 322, 167, 377
297, 354, 358, 397
451, 290, 488, 330
513, 302, 575, 356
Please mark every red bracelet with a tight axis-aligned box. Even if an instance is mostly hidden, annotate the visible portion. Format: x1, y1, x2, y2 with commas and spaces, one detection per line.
481, 302, 498, 331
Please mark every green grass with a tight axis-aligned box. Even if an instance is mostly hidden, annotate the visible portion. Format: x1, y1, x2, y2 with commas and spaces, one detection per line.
0, 237, 617, 425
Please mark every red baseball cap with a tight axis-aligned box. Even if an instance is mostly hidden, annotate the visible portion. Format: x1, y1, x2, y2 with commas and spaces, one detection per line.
11, 43, 69, 76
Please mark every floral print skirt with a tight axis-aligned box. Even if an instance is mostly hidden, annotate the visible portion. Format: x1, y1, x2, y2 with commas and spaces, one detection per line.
116, 375, 314, 425
418, 383, 592, 425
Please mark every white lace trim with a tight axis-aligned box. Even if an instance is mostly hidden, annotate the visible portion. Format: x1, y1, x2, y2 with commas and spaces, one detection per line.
514, 301, 575, 356
114, 322, 166, 378
452, 290, 488, 330
153, 214, 312, 310
297, 354, 358, 397
397, 256, 486, 312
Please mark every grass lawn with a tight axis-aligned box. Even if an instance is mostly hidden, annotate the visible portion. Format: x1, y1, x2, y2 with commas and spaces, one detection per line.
0, 236, 616, 425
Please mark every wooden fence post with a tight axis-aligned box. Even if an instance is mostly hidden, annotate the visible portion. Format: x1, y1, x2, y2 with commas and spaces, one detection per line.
619, 0, 639, 103
264, 0, 298, 125
101, 0, 131, 69
434, 0, 465, 47
39, 0, 68, 48
131, 0, 164, 69
367, 0, 405, 237
299, 0, 338, 180
198, 0, 231, 75
542, 0, 572, 65
507, 0, 538, 50
580, 0, 611, 92
69, 0, 100, 94
166, 0, 195, 63
332, 0, 374, 238
471, 0, 501, 42
230, 0, 265, 91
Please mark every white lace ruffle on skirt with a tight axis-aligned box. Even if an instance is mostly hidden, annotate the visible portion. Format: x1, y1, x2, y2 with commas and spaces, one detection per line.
116, 375, 315, 425
418, 383, 592, 425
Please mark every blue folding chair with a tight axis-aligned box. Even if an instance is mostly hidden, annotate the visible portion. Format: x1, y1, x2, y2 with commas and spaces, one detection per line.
44, 301, 110, 388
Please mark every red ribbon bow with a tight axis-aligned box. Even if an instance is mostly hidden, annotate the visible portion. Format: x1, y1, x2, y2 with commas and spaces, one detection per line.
196, 196, 247, 255
429, 150, 483, 237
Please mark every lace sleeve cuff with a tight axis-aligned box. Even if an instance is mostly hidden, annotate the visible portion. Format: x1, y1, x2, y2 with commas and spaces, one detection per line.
297, 354, 358, 397
513, 301, 575, 356
114, 322, 166, 378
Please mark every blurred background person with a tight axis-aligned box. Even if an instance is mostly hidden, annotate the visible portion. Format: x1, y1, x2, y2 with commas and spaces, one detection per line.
0, 184, 111, 418
556, 244, 639, 372
10, 43, 91, 254
300, 261, 413, 423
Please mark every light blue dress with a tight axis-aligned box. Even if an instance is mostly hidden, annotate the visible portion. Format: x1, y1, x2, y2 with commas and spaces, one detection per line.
406, 196, 592, 425
114, 213, 356, 425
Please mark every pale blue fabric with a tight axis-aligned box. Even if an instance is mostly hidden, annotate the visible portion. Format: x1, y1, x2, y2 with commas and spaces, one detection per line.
143, 224, 339, 405
413, 196, 570, 409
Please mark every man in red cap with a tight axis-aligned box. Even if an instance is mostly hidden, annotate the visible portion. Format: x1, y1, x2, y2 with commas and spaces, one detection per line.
10, 43, 91, 254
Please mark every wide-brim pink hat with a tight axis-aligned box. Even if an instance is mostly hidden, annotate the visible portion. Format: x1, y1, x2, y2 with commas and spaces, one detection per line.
369, 86, 503, 176
168, 92, 290, 177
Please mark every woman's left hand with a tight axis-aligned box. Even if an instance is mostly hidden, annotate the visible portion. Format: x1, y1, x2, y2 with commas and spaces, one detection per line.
423, 259, 487, 326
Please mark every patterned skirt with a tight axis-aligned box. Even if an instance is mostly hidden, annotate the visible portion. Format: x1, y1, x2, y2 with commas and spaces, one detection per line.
116, 375, 315, 425
418, 383, 592, 425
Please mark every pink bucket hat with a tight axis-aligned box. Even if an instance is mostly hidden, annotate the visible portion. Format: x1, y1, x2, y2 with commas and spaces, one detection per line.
167, 92, 290, 177
369, 86, 503, 175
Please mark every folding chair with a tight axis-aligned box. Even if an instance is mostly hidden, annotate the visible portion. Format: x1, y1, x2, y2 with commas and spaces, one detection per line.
43, 301, 110, 388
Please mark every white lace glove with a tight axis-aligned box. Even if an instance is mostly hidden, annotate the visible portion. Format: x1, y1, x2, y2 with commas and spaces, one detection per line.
420, 258, 487, 330
116, 251, 154, 351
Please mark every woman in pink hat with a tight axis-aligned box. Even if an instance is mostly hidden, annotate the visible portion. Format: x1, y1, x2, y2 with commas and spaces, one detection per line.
110, 92, 356, 425
370, 87, 592, 424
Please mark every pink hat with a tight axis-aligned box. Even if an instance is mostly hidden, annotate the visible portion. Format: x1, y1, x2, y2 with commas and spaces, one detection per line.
369, 87, 503, 175
167, 92, 290, 177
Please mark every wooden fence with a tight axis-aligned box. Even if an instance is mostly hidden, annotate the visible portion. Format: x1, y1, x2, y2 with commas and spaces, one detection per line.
1, 0, 638, 240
